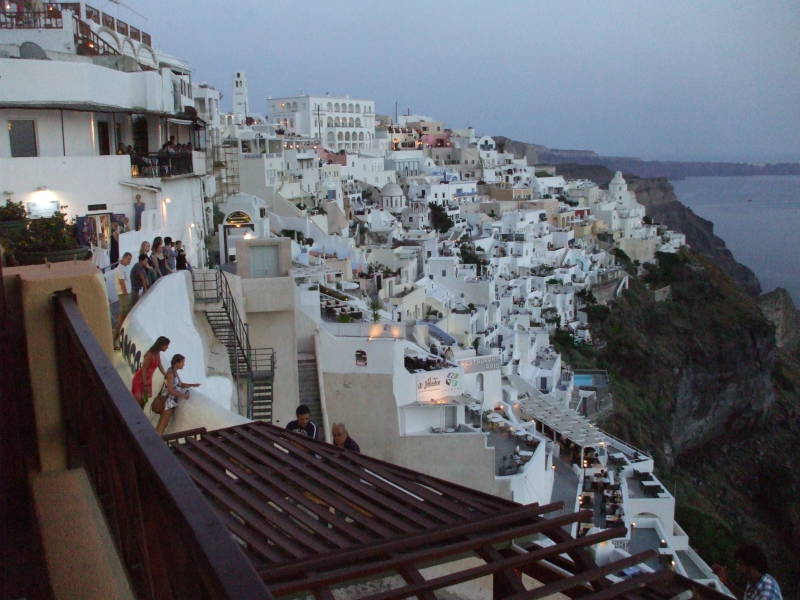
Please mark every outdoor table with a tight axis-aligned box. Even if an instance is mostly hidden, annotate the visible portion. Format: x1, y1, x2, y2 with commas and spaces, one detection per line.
641, 480, 660, 487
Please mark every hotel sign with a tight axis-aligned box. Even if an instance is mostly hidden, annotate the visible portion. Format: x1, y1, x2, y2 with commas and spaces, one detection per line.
415, 368, 462, 401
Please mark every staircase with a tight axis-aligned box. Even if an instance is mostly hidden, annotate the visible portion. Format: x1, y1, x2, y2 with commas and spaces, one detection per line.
192, 269, 275, 421
297, 357, 323, 428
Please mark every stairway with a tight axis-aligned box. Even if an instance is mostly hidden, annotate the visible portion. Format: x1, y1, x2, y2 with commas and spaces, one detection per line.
250, 378, 274, 422
297, 358, 323, 429
205, 310, 248, 376
193, 269, 275, 422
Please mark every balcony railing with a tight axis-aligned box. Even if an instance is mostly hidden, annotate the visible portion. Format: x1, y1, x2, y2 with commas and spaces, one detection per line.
0, 8, 63, 29
52, 290, 270, 599
130, 152, 194, 178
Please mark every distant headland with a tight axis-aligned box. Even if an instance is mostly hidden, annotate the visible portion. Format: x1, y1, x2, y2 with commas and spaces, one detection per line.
494, 136, 800, 180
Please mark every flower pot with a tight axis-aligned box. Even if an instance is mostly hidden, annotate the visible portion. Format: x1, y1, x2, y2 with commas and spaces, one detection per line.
15, 246, 91, 265
0, 220, 26, 238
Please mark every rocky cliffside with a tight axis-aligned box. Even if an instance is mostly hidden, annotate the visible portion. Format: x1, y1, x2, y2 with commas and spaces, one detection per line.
627, 177, 762, 296
758, 288, 800, 355
564, 251, 800, 594
538, 162, 762, 296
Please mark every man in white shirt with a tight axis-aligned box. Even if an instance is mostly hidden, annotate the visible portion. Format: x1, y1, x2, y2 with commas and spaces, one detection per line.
113, 252, 133, 350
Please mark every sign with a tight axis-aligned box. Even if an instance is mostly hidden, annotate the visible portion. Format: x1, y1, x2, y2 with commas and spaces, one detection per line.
415, 368, 462, 401
27, 199, 58, 219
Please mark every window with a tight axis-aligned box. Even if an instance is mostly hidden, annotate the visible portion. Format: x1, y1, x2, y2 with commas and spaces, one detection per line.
355, 350, 367, 366
441, 269, 446, 277
8, 120, 37, 157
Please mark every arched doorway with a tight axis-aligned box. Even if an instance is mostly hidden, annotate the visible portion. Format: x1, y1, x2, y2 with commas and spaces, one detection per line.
222, 210, 254, 262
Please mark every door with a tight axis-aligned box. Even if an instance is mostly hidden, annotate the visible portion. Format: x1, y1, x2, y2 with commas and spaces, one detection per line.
97, 121, 110, 155
250, 245, 280, 278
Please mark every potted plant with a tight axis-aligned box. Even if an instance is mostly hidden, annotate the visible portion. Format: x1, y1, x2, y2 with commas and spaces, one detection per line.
0, 199, 27, 238
14, 212, 90, 265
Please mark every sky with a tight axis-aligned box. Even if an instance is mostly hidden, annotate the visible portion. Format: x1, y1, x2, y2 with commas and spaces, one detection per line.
116, 0, 800, 163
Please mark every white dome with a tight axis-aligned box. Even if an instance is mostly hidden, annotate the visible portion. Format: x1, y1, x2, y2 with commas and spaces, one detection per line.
381, 182, 404, 197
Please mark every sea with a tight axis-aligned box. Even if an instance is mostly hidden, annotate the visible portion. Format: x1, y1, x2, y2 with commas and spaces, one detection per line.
670, 175, 800, 305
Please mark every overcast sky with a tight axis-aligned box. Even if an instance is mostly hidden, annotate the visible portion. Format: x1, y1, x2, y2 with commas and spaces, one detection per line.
120, 0, 800, 162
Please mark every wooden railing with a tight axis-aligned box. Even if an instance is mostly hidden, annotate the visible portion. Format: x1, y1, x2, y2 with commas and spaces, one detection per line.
52, 290, 270, 599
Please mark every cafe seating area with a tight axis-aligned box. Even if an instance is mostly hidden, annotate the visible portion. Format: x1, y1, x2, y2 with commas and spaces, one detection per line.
321, 296, 363, 321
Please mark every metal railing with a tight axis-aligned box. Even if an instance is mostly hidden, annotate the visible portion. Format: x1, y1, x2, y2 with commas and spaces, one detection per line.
52, 290, 270, 599
73, 14, 119, 55
192, 269, 274, 418
130, 152, 194, 178
0, 8, 63, 28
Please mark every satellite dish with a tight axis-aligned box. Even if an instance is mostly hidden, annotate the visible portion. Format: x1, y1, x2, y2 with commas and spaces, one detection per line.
19, 42, 49, 60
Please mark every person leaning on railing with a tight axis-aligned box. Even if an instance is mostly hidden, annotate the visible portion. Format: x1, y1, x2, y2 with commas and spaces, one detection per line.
156, 353, 200, 435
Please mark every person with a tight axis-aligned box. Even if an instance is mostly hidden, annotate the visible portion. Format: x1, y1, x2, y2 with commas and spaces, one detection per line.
163, 236, 177, 273
175, 240, 190, 271
131, 336, 169, 408
130, 252, 150, 302
285, 404, 320, 439
714, 544, 782, 600
151, 237, 167, 277
139, 241, 158, 284
133, 194, 145, 231
109, 222, 120, 265
112, 252, 133, 348
156, 353, 200, 435
332, 423, 360, 452
116, 142, 127, 155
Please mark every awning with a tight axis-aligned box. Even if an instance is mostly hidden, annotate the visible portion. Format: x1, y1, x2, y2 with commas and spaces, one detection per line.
167, 117, 193, 126
119, 180, 161, 192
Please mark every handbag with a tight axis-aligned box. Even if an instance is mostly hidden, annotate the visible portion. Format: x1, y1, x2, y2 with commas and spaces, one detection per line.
151, 383, 168, 414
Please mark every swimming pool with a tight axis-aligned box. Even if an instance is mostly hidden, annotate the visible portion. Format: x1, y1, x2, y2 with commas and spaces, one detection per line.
574, 374, 594, 387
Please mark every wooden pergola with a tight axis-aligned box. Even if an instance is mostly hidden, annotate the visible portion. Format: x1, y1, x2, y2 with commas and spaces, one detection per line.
168, 423, 729, 600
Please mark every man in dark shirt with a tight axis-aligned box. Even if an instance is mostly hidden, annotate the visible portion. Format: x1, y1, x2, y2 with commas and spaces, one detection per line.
130, 253, 149, 302
332, 423, 360, 452
285, 404, 319, 439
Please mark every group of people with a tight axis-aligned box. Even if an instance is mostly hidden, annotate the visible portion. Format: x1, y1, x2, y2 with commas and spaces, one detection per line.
130, 336, 200, 435
120, 136, 194, 178
112, 236, 191, 349
285, 404, 360, 452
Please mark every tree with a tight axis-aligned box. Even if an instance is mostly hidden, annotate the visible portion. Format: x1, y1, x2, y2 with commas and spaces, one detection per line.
370, 298, 382, 323
429, 203, 454, 233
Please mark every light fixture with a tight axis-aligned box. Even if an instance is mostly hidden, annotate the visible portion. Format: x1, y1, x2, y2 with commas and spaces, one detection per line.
36, 185, 48, 191
165, 197, 171, 203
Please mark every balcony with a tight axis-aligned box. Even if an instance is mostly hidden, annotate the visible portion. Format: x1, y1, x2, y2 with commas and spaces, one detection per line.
130, 151, 205, 178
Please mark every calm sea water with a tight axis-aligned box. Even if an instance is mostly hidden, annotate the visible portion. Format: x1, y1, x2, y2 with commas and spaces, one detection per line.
670, 176, 800, 304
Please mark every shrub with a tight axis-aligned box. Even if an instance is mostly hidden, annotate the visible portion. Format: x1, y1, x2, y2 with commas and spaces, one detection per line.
0, 200, 26, 221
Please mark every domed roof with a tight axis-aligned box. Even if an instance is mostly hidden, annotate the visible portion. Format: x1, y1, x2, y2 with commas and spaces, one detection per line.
381, 182, 404, 197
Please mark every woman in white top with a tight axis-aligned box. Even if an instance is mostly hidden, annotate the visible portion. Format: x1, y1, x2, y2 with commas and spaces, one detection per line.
156, 353, 200, 435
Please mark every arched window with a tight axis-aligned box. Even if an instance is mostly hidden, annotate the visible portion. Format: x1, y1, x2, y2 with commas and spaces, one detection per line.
334, 117, 340, 127
476, 373, 484, 392
334, 102, 340, 112
355, 117, 361, 127
355, 104, 361, 113
345, 131, 351, 141
348, 103, 354, 112
358, 132, 364, 141
327, 117, 333, 127
348, 117, 354, 127
327, 102, 332, 111
337, 131, 343, 141
355, 350, 367, 366
327, 131, 335, 143
291, 102, 297, 111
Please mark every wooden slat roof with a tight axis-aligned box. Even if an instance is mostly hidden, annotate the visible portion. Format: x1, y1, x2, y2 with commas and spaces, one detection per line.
168, 423, 729, 599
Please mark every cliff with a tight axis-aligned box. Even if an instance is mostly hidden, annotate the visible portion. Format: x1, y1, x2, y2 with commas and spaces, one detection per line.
540, 162, 762, 295
627, 177, 762, 296
758, 288, 800, 355
560, 251, 800, 594
493, 135, 800, 178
